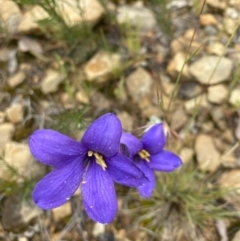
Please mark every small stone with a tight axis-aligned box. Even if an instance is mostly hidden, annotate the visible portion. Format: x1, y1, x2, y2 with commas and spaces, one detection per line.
199, 14, 217, 26
170, 106, 188, 130
207, 84, 228, 104
0, 0, 22, 33
18, 36, 43, 54
52, 202, 72, 222
125, 67, 153, 102
6, 103, 24, 123
1, 142, 33, 179
204, 25, 218, 35
195, 134, 221, 172
92, 222, 105, 237
179, 148, 194, 164
225, 7, 239, 19
41, 69, 65, 94
75, 90, 89, 104
18, 237, 28, 241
206, 42, 225, 56
218, 170, 240, 207
229, 89, 240, 106
224, 18, 238, 35
189, 56, 233, 85
232, 230, 240, 241
8, 70, 26, 88
117, 5, 157, 31
18, 5, 49, 32
178, 81, 203, 99
117, 111, 134, 132
55, 0, 104, 27
167, 52, 190, 78
211, 107, 226, 130
84, 51, 120, 83
0, 123, 15, 154
2, 195, 42, 232
0, 111, 5, 123
184, 94, 209, 114
229, 0, 240, 7
207, 0, 226, 9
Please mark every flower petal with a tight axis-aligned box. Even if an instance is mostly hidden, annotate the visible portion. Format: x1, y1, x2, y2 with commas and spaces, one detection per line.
142, 124, 166, 154
82, 161, 117, 224
32, 156, 86, 209
135, 159, 155, 198
120, 132, 142, 157
148, 150, 182, 172
29, 129, 86, 167
106, 153, 148, 187
82, 113, 122, 157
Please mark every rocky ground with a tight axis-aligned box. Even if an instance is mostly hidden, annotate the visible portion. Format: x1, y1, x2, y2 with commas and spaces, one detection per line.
1, 0, 240, 240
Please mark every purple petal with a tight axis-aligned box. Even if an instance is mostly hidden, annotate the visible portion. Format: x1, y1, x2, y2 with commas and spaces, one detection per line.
120, 132, 142, 157
148, 150, 182, 172
82, 113, 122, 157
82, 161, 117, 224
29, 129, 86, 167
32, 157, 86, 209
142, 124, 166, 154
106, 153, 148, 187
135, 159, 155, 198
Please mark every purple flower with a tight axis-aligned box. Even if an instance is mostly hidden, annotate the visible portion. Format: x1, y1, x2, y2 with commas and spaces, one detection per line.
120, 123, 182, 198
29, 113, 147, 224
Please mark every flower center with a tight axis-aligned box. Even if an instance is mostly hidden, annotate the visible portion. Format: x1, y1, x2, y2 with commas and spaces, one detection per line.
88, 150, 107, 170
138, 149, 150, 162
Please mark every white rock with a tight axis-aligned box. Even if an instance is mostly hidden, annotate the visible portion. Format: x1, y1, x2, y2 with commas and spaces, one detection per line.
84, 51, 120, 83
18, 36, 43, 54
207, 84, 228, 104
232, 229, 240, 241
18, 5, 49, 32
170, 106, 187, 130
167, 52, 190, 78
184, 94, 209, 114
20, 200, 42, 224
1, 142, 33, 179
92, 222, 105, 237
225, 7, 239, 19
75, 90, 89, 104
55, 0, 104, 27
0, 123, 15, 154
218, 170, 240, 207
125, 67, 153, 101
0, 112, 5, 123
179, 148, 194, 164
195, 134, 221, 172
206, 42, 225, 56
224, 18, 238, 35
8, 70, 26, 88
117, 5, 157, 31
52, 202, 72, 222
6, 103, 24, 123
41, 69, 65, 94
189, 56, 233, 85
0, 0, 22, 33
229, 89, 240, 106
207, 0, 226, 9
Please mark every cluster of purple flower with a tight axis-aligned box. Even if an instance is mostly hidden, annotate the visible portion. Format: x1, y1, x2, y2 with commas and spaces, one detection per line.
29, 113, 182, 224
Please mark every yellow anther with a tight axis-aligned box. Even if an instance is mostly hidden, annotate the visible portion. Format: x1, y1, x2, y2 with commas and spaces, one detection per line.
88, 151, 107, 171
88, 150, 93, 156
138, 149, 150, 162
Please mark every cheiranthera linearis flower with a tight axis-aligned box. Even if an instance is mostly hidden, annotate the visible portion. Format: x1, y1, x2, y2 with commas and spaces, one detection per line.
29, 113, 148, 224
120, 123, 182, 198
